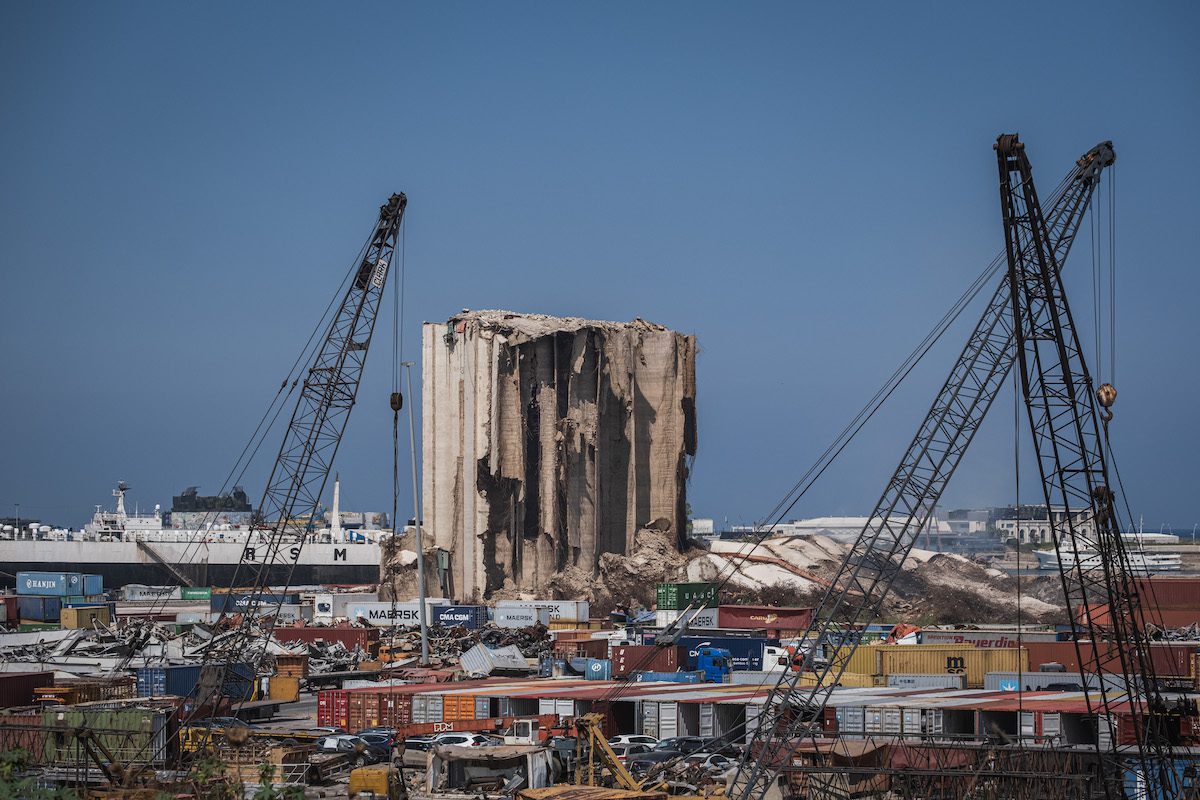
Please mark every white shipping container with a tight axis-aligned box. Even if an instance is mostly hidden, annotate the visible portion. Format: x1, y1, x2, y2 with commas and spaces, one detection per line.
494, 600, 590, 623
655, 607, 719, 629
886, 673, 968, 690
494, 607, 552, 628
344, 599, 450, 627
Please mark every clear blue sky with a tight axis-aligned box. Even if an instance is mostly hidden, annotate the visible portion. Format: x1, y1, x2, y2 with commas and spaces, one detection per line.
2, 3, 1197, 531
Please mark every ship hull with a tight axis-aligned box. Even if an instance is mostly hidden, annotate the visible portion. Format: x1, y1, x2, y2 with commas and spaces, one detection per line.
0, 540, 381, 589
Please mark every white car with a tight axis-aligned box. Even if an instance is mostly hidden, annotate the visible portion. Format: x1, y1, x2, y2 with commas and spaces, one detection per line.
681, 752, 736, 772
608, 734, 658, 746
432, 732, 500, 747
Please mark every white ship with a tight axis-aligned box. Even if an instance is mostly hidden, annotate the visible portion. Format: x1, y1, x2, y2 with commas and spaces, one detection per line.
1035, 530, 1183, 573
0, 482, 389, 589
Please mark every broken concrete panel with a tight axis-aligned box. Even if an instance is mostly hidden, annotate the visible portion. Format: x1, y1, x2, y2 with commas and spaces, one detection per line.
420, 310, 697, 601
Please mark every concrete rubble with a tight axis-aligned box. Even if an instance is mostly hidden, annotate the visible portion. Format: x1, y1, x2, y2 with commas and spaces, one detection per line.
417, 310, 698, 602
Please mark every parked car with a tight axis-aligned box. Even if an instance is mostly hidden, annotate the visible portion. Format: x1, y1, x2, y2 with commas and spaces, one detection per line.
309, 726, 346, 736
650, 736, 707, 755
315, 735, 384, 766
609, 742, 653, 764
608, 734, 658, 747
356, 732, 397, 760
681, 752, 735, 772
357, 726, 397, 738
431, 732, 500, 747
627, 750, 683, 779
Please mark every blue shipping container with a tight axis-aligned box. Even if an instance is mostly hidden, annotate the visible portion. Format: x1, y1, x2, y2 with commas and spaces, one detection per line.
136, 663, 255, 700
676, 636, 775, 672
432, 605, 487, 629
210, 593, 300, 613
580, 658, 612, 680
16, 572, 83, 597
632, 671, 704, 684
62, 595, 107, 607
17, 596, 62, 622
83, 574, 103, 596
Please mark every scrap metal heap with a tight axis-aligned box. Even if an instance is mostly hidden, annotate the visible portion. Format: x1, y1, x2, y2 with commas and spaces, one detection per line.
419, 310, 697, 602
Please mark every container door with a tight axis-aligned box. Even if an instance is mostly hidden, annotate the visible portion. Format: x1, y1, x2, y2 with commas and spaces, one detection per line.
1097, 715, 1114, 750
475, 697, 490, 719
902, 709, 921, 736
643, 701, 659, 738
499, 698, 513, 718
699, 703, 715, 738
744, 705, 760, 744
556, 699, 574, 718
413, 696, 427, 724
659, 702, 679, 739
865, 708, 882, 734
1042, 712, 1062, 741
883, 709, 901, 734
843, 707, 864, 735
1019, 711, 1035, 740
538, 698, 557, 717
925, 709, 943, 737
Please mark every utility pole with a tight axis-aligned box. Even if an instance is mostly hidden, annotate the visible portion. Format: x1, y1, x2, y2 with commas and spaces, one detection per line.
403, 361, 430, 666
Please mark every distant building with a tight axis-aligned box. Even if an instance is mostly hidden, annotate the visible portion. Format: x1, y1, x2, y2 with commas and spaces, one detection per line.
994, 504, 1093, 545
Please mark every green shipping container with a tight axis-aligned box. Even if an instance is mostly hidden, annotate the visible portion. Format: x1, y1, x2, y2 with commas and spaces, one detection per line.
18, 622, 60, 632
180, 587, 212, 600
656, 582, 719, 610
41, 704, 175, 766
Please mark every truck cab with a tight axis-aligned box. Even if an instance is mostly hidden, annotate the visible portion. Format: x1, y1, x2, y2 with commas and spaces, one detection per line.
694, 647, 732, 683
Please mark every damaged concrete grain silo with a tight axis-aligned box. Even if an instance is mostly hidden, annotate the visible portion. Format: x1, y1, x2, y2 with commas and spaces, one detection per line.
421, 310, 697, 601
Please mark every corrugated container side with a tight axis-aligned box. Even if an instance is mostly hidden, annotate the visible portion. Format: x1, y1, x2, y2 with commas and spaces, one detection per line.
1133, 576, 1200, 610
432, 605, 488, 629
82, 575, 103, 596
611, 645, 685, 677
717, 606, 813, 633
180, 587, 212, 600
494, 608, 552, 628
16, 597, 61, 622
656, 583, 718, 610
0, 709, 45, 763
880, 646, 1027, 688
0, 672, 55, 709
16, 572, 82, 597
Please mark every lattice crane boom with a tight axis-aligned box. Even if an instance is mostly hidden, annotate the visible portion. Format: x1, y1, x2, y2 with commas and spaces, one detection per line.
997, 133, 1176, 799
198, 192, 407, 705
728, 145, 1112, 800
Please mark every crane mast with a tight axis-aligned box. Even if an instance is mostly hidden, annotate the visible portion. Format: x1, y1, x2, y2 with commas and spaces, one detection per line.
729, 145, 1112, 800
198, 192, 407, 705
997, 133, 1176, 798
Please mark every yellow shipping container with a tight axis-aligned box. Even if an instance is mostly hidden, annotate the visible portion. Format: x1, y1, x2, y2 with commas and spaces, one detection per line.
794, 671, 877, 688
827, 644, 884, 676
60, 606, 111, 629
879, 645, 1027, 688
269, 676, 300, 702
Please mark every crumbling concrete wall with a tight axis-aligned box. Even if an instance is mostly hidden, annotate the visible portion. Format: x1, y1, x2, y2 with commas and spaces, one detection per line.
421, 310, 697, 601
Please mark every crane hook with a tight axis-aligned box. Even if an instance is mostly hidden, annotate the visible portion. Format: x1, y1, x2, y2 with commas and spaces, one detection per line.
1096, 383, 1116, 426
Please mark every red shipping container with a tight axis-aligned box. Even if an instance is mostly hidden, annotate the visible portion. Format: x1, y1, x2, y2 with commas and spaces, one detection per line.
0, 672, 54, 710
273, 626, 379, 650
611, 645, 685, 678
1024, 641, 1195, 679
717, 606, 814, 634
553, 639, 609, 659
1133, 576, 1200, 611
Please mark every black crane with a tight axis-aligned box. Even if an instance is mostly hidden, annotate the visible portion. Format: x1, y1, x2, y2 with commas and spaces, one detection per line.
729, 143, 1114, 800
196, 192, 407, 711
998, 133, 1176, 798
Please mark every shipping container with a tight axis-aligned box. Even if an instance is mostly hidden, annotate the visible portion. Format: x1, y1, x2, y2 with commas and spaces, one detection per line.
15, 572, 82, 597
553, 638, 609, 660
343, 599, 451, 627
180, 587, 212, 601
717, 606, 813, 634
121, 585, 183, 601
655, 607, 720, 629
61, 595, 107, 607
210, 592, 300, 614
656, 583, 718, 610
18, 622, 59, 632
36, 676, 135, 706
576, 658, 613, 680
432, 605, 488, 629
919, 629, 1060, 647
885, 673, 968, 690
1132, 576, 1200, 611
60, 606, 111, 629
0, 672, 55, 709
135, 663, 254, 701
879, 646, 1027, 688
984, 670, 1128, 693
494, 607, 552, 628
493, 600, 590, 623
16, 596, 61, 622
272, 625, 379, 650
42, 701, 178, 766
611, 645, 686, 677
633, 671, 705, 684
82, 575, 103, 596
1024, 641, 1196, 683
0, 708, 45, 758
